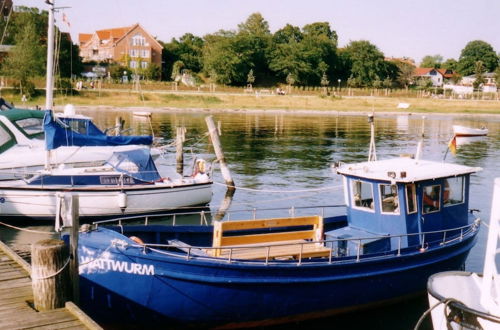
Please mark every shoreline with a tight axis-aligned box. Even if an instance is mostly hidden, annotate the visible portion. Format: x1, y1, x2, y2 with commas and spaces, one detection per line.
66, 105, 500, 118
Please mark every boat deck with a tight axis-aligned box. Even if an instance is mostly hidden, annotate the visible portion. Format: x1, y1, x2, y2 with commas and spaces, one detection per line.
0, 240, 102, 330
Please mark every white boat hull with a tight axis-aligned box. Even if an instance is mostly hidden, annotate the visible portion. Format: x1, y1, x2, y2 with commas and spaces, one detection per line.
452, 125, 488, 137
0, 182, 212, 219
427, 271, 500, 330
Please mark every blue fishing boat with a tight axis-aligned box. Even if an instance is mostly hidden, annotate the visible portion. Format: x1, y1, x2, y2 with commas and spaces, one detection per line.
75, 154, 481, 327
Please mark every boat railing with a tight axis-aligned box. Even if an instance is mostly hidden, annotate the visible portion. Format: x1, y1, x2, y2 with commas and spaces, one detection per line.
93, 204, 347, 227
120, 218, 480, 266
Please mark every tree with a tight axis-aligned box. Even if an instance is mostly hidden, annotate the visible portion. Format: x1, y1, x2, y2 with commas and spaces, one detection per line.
420, 55, 443, 68
442, 58, 458, 71
473, 60, 485, 90
1, 20, 44, 96
457, 40, 498, 76
247, 69, 255, 88
389, 59, 415, 89
162, 33, 204, 81
343, 40, 386, 87
268, 22, 338, 86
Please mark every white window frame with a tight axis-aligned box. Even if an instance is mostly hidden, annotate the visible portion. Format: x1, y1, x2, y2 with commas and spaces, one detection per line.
443, 176, 465, 208
378, 183, 400, 215
422, 184, 441, 214
405, 183, 417, 214
351, 179, 375, 213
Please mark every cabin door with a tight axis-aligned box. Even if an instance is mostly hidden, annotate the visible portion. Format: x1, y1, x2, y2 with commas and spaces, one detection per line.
418, 182, 443, 242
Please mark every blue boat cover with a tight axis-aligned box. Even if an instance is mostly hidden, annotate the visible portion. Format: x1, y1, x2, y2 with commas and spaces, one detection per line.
43, 110, 152, 150
105, 149, 161, 182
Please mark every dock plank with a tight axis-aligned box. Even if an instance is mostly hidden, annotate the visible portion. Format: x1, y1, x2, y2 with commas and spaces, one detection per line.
0, 240, 102, 330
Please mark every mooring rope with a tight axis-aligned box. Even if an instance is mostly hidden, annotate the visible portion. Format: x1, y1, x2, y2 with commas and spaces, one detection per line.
31, 257, 70, 281
213, 181, 343, 193
0, 221, 56, 234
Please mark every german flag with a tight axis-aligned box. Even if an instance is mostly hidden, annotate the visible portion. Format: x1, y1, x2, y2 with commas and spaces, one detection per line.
448, 135, 457, 155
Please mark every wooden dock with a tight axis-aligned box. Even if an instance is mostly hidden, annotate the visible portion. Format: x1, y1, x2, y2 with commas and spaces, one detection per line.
0, 240, 102, 330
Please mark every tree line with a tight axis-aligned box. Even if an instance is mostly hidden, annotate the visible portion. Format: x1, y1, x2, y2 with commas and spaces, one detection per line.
1, 8, 499, 96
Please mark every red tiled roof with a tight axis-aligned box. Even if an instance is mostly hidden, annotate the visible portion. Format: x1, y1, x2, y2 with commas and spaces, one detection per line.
437, 68, 455, 78
78, 33, 92, 44
95, 27, 132, 41
414, 67, 434, 76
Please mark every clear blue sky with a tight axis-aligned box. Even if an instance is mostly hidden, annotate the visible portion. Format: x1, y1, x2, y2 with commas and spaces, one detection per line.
14, 0, 500, 64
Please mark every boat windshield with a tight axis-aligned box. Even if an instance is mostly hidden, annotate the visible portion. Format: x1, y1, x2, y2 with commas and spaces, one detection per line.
14, 117, 44, 138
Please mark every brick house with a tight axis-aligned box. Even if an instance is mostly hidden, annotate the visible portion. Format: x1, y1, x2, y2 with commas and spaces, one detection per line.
79, 23, 162, 74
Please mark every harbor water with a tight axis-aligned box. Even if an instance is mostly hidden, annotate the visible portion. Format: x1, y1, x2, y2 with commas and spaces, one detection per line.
1, 109, 499, 329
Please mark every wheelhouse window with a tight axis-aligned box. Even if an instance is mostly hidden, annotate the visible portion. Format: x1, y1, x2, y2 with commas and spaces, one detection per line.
405, 184, 417, 214
380, 184, 399, 214
0, 124, 12, 147
351, 180, 374, 211
444, 177, 464, 206
15, 118, 44, 137
423, 184, 441, 214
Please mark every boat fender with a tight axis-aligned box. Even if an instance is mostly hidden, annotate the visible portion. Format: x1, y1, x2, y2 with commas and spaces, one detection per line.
129, 236, 144, 245
118, 192, 127, 209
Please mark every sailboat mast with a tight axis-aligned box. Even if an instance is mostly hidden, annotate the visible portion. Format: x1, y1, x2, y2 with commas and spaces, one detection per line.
45, 0, 55, 110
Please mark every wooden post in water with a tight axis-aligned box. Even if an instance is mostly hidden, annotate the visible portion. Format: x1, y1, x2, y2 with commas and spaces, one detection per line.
62, 193, 80, 305
205, 116, 234, 188
115, 117, 124, 136
176, 127, 184, 175
32, 239, 70, 311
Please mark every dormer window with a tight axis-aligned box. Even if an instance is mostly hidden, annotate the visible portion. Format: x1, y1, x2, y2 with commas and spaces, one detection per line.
351, 180, 374, 212
131, 33, 146, 46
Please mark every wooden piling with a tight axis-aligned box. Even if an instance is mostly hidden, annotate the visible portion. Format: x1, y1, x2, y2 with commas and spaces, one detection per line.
176, 126, 184, 175
205, 116, 234, 187
115, 116, 124, 136
31, 239, 70, 311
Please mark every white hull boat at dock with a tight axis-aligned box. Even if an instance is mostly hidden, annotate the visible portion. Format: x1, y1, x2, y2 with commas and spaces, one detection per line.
427, 178, 500, 329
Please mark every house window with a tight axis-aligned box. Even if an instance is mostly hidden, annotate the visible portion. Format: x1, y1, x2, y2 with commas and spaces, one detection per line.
92, 49, 98, 55
131, 34, 146, 46
351, 180, 374, 212
130, 61, 138, 69
129, 50, 139, 58
405, 184, 417, 214
141, 61, 148, 69
379, 184, 399, 214
423, 184, 441, 214
444, 177, 464, 206
141, 50, 149, 58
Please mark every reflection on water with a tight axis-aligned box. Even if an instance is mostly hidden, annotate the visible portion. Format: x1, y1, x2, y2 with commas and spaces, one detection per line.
0, 109, 498, 329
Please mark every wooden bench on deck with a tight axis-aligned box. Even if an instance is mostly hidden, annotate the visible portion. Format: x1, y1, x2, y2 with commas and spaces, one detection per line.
208, 216, 331, 260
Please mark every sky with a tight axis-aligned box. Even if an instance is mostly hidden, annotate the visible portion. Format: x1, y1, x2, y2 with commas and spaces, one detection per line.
13, 0, 500, 65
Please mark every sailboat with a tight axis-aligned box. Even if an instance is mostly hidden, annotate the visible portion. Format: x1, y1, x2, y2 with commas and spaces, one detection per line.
0, 1, 213, 220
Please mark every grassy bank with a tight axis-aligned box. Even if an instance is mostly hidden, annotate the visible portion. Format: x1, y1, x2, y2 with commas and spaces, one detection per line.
5, 89, 500, 115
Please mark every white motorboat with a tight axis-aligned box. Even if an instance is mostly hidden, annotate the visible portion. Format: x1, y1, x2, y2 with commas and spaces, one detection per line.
452, 125, 488, 137
426, 177, 500, 329
0, 107, 158, 179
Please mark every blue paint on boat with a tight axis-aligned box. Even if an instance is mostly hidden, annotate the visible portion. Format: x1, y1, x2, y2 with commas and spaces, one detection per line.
74, 157, 482, 327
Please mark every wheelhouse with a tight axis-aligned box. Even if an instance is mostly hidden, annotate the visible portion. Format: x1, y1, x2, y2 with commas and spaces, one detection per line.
329, 157, 481, 255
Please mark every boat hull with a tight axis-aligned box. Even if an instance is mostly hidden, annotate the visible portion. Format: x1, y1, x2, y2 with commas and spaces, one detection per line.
452, 125, 488, 137
77, 227, 478, 327
0, 183, 212, 220
427, 271, 500, 330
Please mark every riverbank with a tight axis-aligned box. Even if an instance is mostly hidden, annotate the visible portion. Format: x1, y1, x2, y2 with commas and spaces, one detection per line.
13, 89, 500, 115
